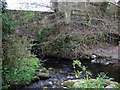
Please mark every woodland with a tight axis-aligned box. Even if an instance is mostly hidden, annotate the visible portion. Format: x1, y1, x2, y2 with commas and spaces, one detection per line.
1, 1, 120, 89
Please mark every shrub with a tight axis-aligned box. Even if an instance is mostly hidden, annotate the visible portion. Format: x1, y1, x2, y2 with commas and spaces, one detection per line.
3, 57, 40, 85
2, 6, 41, 88
75, 72, 119, 88
73, 60, 92, 78
72, 60, 119, 88
2, 36, 42, 86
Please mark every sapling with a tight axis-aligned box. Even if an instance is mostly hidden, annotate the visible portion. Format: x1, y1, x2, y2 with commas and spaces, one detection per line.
73, 60, 92, 79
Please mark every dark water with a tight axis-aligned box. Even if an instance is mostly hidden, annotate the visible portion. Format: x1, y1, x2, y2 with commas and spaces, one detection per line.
25, 57, 120, 88
81, 60, 120, 83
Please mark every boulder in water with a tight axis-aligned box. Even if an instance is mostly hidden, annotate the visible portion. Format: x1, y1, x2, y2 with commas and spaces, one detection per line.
33, 76, 40, 81
37, 73, 51, 80
62, 80, 75, 88
48, 68, 54, 71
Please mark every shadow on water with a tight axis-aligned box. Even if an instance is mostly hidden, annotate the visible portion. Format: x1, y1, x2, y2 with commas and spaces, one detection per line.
25, 57, 120, 88
80, 60, 120, 83
43, 57, 120, 82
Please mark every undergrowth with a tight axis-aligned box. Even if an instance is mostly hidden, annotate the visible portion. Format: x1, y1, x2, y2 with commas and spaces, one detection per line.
2, 5, 42, 89
72, 60, 120, 88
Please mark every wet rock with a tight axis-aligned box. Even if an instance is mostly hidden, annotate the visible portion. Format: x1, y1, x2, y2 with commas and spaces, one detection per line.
73, 82, 82, 88
37, 68, 47, 73
105, 85, 114, 88
91, 59, 96, 64
62, 86, 69, 89
52, 85, 56, 88
59, 69, 65, 73
37, 73, 51, 80
79, 54, 91, 60
66, 76, 76, 80
43, 87, 49, 90
91, 55, 97, 59
53, 80, 63, 86
91, 57, 118, 66
73, 80, 86, 87
105, 83, 117, 88
45, 81, 53, 87
103, 62, 111, 66
91, 59, 110, 66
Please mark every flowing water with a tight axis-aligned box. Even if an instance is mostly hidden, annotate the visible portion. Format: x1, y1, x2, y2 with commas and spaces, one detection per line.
24, 57, 120, 89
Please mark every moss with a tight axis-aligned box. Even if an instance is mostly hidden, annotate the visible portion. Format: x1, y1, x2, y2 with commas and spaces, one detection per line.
41, 68, 47, 72
33, 76, 40, 81
48, 68, 54, 71
62, 80, 75, 88
37, 73, 51, 80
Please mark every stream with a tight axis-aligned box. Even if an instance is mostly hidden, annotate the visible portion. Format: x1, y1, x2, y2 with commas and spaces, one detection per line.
24, 57, 120, 89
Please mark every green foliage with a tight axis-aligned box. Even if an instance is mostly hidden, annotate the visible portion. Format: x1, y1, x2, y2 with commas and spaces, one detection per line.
75, 72, 118, 88
2, 85, 9, 90
72, 60, 119, 88
2, 7, 41, 87
36, 30, 105, 58
36, 28, 79, 56
2, 36, 42, 85
10, 10, 36, 24
37, 26, 53, 41
21, 11, 35, 22
49, 35, 80, 55
73, 60, 82, 68
106, 4, 118, 15
36, 28, 81, 53
73, 60, 92, 78
2, 10, 16, 36
3, 57, 40, 85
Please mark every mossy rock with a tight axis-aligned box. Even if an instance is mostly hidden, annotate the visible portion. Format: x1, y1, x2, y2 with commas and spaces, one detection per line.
73, 80, 86, 88
37, 73, 51, 80
41, 68, 47, 72
43, 87, 49, 90
62, 80, 75, 88
48, 68, 54, 71
33, 76, 40, 81
37, 68, 47, 72
63, 79, 86, 88
67, 79, 119, 88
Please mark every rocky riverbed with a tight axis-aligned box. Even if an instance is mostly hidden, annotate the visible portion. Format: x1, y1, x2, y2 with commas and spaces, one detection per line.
23, 57, 120, 89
